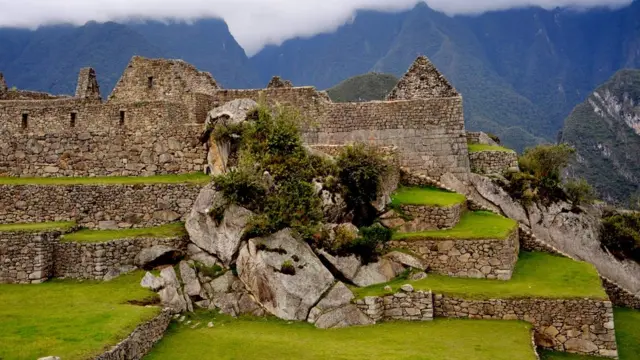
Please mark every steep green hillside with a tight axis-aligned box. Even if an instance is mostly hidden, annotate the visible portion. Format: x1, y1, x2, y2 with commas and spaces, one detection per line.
560, 69, 640, 204
326, 73, 398, 102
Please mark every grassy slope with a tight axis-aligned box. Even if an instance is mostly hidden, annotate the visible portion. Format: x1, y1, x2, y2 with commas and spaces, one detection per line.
393, 211, 517, 240
391, 187, 466, 207
62, 223, 187, 243
468, 143, 516, 153
0, 272, 159, 360
0, 173, 210, 185
354, 252, 606, 300
0, 221, 76, 232
144, 313, 536, 360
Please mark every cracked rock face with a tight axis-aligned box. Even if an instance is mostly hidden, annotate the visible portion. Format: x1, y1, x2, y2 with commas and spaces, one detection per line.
236, 229, 335, 321
185, 184, 253, 266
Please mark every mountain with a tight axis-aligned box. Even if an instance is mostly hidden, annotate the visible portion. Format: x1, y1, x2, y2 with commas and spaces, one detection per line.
326, 73, 398, 102
560, 69, 640, 205
2, 2, 640, 151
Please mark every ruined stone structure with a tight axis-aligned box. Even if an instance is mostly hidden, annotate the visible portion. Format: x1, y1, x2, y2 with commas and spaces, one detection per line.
469, 150, 519, 175
0, 55, 469, 180
0, 229, 59, 283
355, 289, 434, 322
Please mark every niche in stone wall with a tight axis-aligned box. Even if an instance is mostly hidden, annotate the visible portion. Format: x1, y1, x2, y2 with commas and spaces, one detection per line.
119, 110, 126, 126
148, 76, 154, 89
70, 112, 77, 127
21, 113, 28, 129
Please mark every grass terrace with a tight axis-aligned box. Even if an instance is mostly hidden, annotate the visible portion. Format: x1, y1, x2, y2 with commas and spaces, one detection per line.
0, 221, 76, 233
391, 186, 466, 207
0, 172, 211, 185
61, 223, 187, 243
0, 272, 159, 360
467, 144, 515, 153
144, 312, 537, 360
393, 211, 517, 240
354, 252, 606, 300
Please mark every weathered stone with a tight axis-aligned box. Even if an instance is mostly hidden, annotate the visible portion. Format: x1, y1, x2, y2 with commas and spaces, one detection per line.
103, 265, 136, 281
153, 210, 181, 222
352, 258, 403, 287
237, 229, 335, 321
179, 261, 202, 297
187, 243, 219, 267
384, 251, 427, 270
135, 245, 181, 269
316, 248, 361, 281
185, 184, 253, 265
314, 304, 374, 329
308, 282, 355, 323
140, 271, 165, 291
401, 284, 414, 292
564, 338, 599, 353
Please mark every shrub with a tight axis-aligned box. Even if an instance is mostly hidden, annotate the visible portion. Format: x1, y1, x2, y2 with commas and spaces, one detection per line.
348, 225, 393, 263
600, 212, 640, 263
280, 260, 296, 275
192, 262, 225, 279
564, 179, 596, 207
487, 132, 501, 144
212, 122, 246, 143
212, 169, 266, 211
337, 144, 391, 225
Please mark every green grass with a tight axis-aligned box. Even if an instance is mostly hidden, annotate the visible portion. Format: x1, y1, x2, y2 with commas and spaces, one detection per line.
393, 211, 517, 240
0, 172, 210, 185
614, 307, 640, 360
0, 272, 160, 360
144, 312, 537, 360
61, 223, 187, 243
391, 186, 466, 207
0, 221, 76, 232
353, 252, 607, 300
468, 144, 515, 153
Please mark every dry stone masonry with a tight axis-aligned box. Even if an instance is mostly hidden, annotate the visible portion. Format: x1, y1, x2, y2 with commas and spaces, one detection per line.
355, 288, 434, 322
0, 230, 59, 284
469, 150, 519, 175
433, 295, 617, 358
389, 228, 519, 280
393, 202, 465, 232
0, 183, 200, 228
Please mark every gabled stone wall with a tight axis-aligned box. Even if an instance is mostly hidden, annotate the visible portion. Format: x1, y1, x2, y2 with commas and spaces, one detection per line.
0, 230, 59, 284
0, 183, 200, 228
389, 228, 519, 280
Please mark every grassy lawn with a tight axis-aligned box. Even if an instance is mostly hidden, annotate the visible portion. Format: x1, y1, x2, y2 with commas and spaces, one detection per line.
0, 221, 76, 232
0, 172, 210, 185
62, 223, 187, 243
0, 272, 159, 360
393, 211, 517, 240
539, 308, 640, 360
144, 312, 537, 360
391, 187, 466, 207
353, 252, 606, 300
468, 144, 515, 153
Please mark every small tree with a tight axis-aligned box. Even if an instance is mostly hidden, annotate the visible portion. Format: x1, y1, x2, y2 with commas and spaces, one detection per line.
564, 179, 596, 207
519, 144, 575, 180
600, 212, 640, 263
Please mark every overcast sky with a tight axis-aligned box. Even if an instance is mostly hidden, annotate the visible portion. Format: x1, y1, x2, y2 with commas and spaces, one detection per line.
0, 0, 633, 54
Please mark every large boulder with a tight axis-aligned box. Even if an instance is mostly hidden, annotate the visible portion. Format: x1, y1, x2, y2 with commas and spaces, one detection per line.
372, 167, 399, 212
179, 261, 202, 298
236, 229, 335, 321
185, 184, 254, 266
203, 99, 258, 175
314, 305, 374, 329
135, 245, 181, 270
308, 282, 354, 323
384, 251, 427, 271
187, 244, 220, 268
467, 173, 528, 224
157, 266, 192, 313
316, 249, 361, 282
352, 258, 405, 287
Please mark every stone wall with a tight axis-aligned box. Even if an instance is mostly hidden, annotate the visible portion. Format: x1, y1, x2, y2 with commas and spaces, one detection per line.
389, 228, 519, 280
0, 183, 200, 228
355, 290, 434, 322
397, 202, 465, 232
0, 230, 59, 284
95, 309, 172, 360
54, 236, 188, 280
469, 151, 518, 175
0, 99, 205, 177
434, 294, 617, 358
601, 277, 640, 310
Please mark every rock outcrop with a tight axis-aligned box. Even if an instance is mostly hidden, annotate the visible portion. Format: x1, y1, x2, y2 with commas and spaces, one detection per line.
135, 245, 181, 270
352, 258, 405, 287
236, 229, 335, 321
185, 184, 253, 266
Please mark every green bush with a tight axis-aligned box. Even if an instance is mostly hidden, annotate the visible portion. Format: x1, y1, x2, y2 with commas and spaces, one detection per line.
564, 179, 596, 206
337, 144, 391, 225
347, 225, 393, 263
212, 122, 246, 143
487, 133, 501, 144
212, 169, 266, 211
280, 260, 296, 275
600, 212, 640, 263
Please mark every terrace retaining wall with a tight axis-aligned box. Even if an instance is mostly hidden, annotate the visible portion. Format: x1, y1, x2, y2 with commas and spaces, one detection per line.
355, 290, 434, 322
469, 151, 518, 175
0, 230, 59, 284
388, 228, 519, 280
433, 295, 618, 358
95, 309, 172, 360
54, 236, 189, 280
0, 183, 201, 228
396, 202, 465, 232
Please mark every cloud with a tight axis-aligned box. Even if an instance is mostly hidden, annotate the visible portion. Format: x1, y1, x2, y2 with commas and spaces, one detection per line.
0, 0, 633, 54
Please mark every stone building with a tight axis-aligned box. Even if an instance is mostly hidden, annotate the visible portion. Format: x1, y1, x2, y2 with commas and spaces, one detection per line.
0, 55, 470, 180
